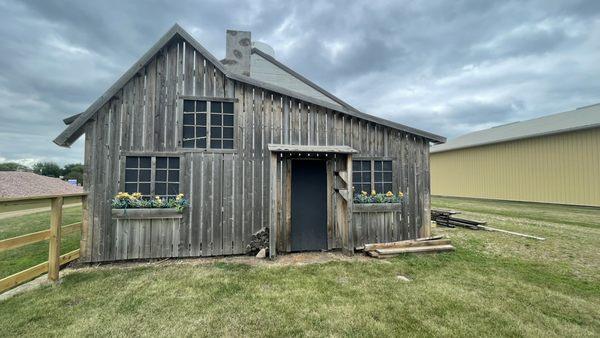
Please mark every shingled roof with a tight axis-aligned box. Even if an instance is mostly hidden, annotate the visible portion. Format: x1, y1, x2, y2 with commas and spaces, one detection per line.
0, 172, 83, 198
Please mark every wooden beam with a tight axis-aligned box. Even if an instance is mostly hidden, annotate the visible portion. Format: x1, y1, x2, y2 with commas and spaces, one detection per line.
337, 189, 351, 202
0, 222, 81, 252
375, 244, 455, 255
337, 170, 348, 187
347, 154, 354, 254
0, 249, 80, 294
269, 152, 277, 259
341, 154, 354, 255
48, 197, 63, 282
364, 238, 451, 252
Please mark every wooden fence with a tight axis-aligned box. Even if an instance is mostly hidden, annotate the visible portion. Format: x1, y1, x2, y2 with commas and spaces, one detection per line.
0, 192, 87, 294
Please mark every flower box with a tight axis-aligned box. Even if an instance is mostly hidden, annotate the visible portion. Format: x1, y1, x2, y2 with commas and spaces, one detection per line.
352, 203, 402, 213
111, 208, 183, 219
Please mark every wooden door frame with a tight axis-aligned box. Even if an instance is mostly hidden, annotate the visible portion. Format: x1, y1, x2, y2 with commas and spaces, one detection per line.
269, 152, 353, 258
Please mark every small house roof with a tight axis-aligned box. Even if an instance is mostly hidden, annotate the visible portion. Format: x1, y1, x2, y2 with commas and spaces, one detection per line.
431, 103, 600, 153
0, 172, 83, 199
54, 24, 445, 147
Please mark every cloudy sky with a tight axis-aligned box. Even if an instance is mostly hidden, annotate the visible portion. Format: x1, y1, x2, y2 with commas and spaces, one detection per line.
1, 0, 599, 165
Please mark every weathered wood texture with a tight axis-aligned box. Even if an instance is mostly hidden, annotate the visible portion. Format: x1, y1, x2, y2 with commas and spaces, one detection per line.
81, 38, 432, 262
352, 209, 403, 249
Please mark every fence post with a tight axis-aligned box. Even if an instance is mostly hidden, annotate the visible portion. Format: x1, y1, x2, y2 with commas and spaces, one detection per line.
48, 196, 63, 282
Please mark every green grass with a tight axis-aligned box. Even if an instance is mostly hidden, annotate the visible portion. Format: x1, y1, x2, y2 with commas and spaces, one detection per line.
0, 206, 82, 278
0, 198, 599, 336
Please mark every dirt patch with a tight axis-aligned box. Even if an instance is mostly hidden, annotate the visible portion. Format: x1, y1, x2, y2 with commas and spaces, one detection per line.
68, 251, 375, 273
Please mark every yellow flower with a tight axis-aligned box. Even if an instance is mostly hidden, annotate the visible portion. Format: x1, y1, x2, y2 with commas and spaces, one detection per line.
176, 193, 184, 200
371, 190, 376, 196
115, 192, 132, 200
361, 191, 367, 196
386, 191, 393, 197
398, 192, 404, 197
131, 192, 142, 200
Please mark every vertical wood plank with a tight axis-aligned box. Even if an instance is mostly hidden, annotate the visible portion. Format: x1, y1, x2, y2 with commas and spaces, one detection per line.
269, 152, 278, 258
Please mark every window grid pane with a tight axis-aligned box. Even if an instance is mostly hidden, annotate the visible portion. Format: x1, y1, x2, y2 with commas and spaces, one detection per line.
352, 160, 372, 194
125, 156, 180, 199
124, 156, 152, 197
155, 157, 180, 198
374, 160, 393, 194
182, 100, 234, 150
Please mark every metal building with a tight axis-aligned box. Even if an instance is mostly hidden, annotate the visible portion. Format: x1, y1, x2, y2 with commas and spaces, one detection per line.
430, 103, 600, 207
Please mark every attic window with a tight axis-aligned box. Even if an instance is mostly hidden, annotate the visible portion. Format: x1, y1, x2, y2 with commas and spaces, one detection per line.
183, 100, 234, 150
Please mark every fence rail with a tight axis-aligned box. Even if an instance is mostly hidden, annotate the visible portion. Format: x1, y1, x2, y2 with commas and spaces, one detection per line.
0, 193, 87, 294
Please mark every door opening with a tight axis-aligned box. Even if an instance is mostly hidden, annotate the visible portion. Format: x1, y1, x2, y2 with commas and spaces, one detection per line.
290, 160, 327, 251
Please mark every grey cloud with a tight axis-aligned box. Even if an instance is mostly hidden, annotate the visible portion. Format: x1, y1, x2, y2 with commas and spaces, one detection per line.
0, 0, 599, 165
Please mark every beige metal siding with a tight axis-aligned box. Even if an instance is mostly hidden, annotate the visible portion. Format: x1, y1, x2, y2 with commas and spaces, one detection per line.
431, 127, 600, 206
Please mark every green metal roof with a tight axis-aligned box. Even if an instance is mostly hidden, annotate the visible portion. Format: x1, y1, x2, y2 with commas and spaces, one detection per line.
431, 103, 600, 153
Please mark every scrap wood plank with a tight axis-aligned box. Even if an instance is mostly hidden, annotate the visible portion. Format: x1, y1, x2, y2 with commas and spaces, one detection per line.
375, 244, 455, 256
480, 225, 545, 240
364, 238, 451, 252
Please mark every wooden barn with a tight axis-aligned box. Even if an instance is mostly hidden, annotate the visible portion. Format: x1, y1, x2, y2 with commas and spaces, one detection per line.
54, 24, 445, 262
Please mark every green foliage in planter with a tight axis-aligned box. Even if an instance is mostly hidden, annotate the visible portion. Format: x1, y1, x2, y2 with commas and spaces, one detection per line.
111, 192, 189, 212
353, 190, 404, 204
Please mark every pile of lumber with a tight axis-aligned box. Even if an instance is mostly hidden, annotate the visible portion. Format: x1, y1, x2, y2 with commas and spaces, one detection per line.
431, 209, 486, 229
364, 237, 455, 259
432, 209, 545, 240
246, 227, 269, 254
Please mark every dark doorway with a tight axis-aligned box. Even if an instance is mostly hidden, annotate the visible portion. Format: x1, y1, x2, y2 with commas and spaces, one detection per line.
290, 160, 328, 251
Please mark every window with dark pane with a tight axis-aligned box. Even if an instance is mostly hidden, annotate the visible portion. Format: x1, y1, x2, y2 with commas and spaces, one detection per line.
124, 156, 152, 197
124, 156, 181, 198
155, 157, 180, 198
209, 101, 235, 149
374, 160, 393, 193
183, 100, 207, 149
352, 160, 372, 194
182, 100, 234, 150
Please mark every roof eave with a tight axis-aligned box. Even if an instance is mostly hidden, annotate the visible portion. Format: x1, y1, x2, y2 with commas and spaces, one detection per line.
431, 123, 600, 153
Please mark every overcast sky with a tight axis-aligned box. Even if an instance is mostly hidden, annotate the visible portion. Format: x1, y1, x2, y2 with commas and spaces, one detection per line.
1, 0, 599, 165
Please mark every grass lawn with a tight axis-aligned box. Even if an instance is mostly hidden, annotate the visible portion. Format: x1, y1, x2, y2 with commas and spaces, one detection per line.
0, 205, 82, 279
0, 198, 599, 336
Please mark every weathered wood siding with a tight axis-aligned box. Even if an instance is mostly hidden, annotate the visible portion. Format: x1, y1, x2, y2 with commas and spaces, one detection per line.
81, 36, 431, 262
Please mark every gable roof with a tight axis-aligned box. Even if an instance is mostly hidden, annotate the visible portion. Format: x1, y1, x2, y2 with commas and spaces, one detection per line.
54, 24, 445, 147
431, 103, 600, 153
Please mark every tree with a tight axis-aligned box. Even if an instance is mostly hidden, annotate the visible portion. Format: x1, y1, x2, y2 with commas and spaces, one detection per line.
0, 162, 30, 171
33, 162, 62, 178
62, 163, 84, 184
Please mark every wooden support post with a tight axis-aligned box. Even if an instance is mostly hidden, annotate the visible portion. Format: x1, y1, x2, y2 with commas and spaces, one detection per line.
269, 152, 277, 259
342, 154, 354, 255
79, 195, 89, 261
48, 196, 63, 282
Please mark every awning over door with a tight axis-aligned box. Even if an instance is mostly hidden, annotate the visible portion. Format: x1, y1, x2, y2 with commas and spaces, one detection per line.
267, 144, 358, 154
